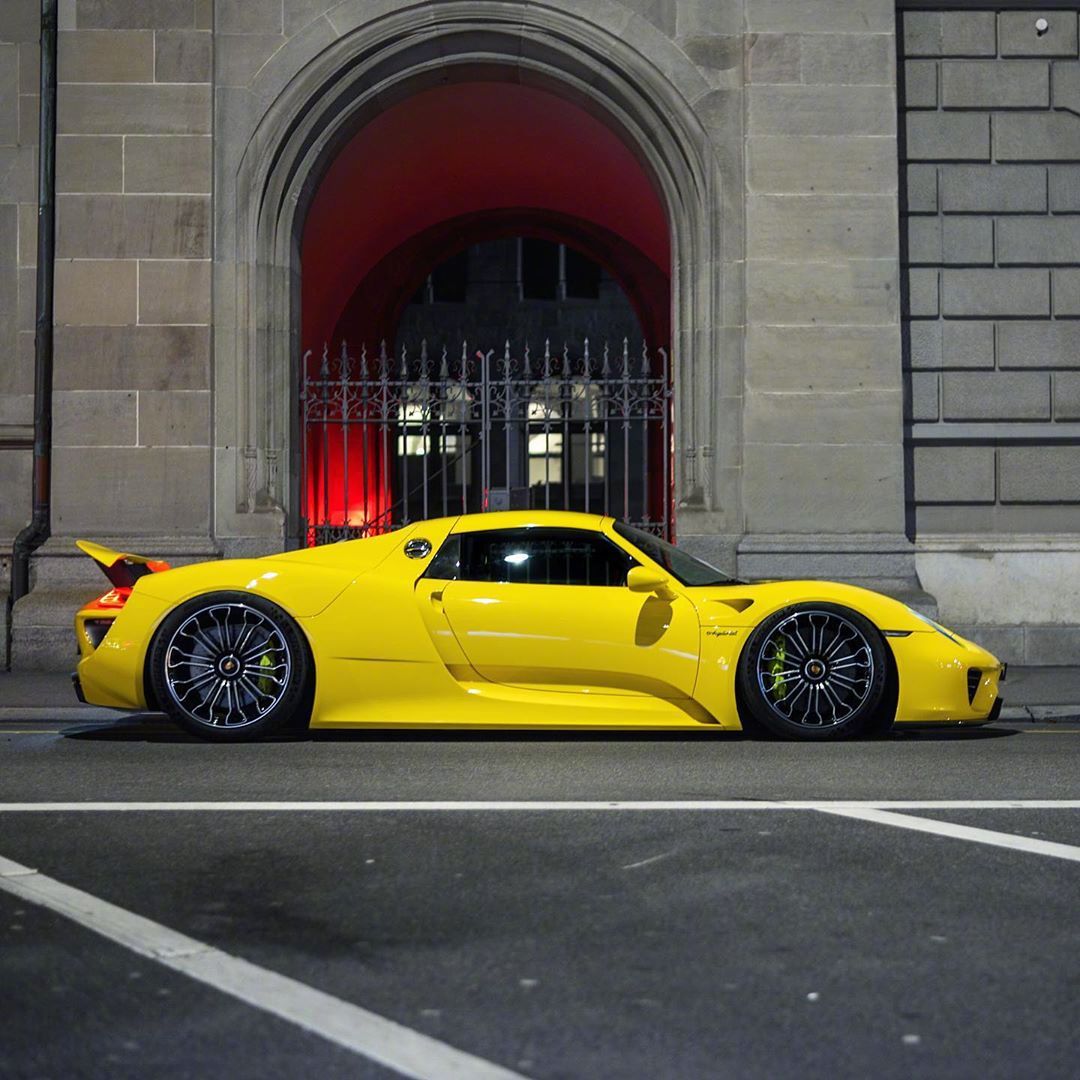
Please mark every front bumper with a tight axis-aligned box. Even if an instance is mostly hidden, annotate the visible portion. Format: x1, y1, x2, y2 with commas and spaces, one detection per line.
891, 630, 1005, 725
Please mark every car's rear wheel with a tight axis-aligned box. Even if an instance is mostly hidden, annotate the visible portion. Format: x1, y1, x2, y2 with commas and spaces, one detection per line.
736, 603, 888, 740
148, 592, 312, 742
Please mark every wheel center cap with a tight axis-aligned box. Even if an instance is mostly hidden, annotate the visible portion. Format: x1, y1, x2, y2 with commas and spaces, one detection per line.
805, 659, 826, 681
219, 656, 239, 677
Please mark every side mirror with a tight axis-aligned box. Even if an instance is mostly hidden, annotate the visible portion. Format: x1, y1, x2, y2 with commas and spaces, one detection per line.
627, 566, 675, 599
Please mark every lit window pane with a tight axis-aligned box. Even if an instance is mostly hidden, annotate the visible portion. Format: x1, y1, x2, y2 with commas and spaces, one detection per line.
528, 431, 563, 456
399, 402, 428, 455
590, 432, 605, 478
570, 432, 606, 479
529, 457, 562, 484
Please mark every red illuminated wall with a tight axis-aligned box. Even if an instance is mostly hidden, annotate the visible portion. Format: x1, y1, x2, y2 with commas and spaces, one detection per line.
300, 80, 671, 538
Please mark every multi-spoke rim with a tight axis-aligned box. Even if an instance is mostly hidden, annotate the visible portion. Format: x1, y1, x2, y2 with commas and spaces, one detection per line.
755, 609, 875, 728
164, 603, 292, 728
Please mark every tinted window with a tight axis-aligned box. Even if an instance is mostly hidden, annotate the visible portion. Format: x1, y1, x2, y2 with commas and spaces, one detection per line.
431, 249, 469, 302
564, 247, 600, 299
613, 521, 735, 587
451, 528, 635, 586
424, 534, 461, 580
521, 239, 559, 299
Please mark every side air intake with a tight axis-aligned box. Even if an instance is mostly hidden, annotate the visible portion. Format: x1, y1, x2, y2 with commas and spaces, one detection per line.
967, 668, 982, 705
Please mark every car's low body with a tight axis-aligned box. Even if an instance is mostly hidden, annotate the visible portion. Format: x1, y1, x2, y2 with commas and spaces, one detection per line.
75, 510, 1004, 736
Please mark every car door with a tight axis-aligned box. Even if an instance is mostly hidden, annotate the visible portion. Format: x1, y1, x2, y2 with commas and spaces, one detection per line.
433, 527, 700, 698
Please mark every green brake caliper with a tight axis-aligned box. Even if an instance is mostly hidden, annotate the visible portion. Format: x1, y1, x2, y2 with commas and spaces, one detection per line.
257, 651, 275, 696
767, 638, 788, 701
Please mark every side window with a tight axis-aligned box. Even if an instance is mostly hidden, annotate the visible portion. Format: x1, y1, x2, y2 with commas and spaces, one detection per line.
458, 528, 635, 586
424, 535, 461, 580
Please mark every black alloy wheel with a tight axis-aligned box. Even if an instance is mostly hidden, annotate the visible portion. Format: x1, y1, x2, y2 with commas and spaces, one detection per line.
736, 603, 889, 740
148, 592, 312, 741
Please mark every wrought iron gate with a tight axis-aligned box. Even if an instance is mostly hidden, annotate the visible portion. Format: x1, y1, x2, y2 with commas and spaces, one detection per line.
300, 339, 672, 546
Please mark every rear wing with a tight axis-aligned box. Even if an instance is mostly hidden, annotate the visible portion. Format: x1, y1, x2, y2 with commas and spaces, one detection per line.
76, 540, 171, 589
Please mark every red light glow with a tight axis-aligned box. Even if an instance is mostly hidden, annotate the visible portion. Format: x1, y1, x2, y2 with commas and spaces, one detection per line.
300, 80, 672, 541
89, 587, 131, 610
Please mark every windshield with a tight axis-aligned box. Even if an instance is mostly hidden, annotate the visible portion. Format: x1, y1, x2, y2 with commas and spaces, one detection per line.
613, 521, 737, 587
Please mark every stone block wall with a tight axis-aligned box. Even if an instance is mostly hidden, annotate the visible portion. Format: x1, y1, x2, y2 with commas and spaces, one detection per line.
901, 6, 1080, 662
901, 8, 1080, 535
49, 0, 213, 540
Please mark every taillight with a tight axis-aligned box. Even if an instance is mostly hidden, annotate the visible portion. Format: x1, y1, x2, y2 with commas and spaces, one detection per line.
89, 586, 132, 610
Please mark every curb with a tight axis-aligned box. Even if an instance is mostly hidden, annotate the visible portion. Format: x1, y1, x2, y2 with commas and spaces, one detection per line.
0, 707, 133, 721
999, 705, 1080, 722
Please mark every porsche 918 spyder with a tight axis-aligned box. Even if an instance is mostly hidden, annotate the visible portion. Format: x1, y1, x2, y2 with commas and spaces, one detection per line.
73, 511, 1005, 741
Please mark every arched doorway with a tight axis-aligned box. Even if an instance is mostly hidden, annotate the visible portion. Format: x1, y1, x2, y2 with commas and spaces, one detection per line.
220, 5, 724, 553
299, 80, 673, 543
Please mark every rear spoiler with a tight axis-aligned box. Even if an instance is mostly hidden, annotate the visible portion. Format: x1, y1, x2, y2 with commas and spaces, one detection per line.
76, 540, 171, 589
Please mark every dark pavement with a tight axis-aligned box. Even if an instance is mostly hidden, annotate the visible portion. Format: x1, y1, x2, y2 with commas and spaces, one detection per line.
1, 711, 1079, 802
0, 710, 1078, 1079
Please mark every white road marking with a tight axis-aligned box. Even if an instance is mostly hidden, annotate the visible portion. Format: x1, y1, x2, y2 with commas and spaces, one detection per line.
621, 851, 675, 870
0, 800, 1077, 812
0, 854, 525, 1080
817, 807, 1080, 863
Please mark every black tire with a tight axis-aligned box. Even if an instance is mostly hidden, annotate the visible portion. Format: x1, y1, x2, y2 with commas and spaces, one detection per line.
736, 603, 888, 741
148, 591, 313, 742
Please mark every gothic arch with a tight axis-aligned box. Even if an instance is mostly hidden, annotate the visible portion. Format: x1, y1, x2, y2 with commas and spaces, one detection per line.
219, 1, 729, 548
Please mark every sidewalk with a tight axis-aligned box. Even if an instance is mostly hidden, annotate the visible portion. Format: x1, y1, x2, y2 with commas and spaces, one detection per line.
2, 668, 1079, 721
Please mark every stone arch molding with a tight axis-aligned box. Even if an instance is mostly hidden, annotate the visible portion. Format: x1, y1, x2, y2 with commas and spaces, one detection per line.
220, 0, 728, 550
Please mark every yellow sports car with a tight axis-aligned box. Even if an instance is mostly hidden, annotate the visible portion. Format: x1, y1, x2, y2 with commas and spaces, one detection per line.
73, 510, 1005, 742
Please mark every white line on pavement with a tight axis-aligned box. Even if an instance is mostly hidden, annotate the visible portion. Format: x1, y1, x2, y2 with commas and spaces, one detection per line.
0, 853, 525, 1080
0, 800, 1078, 812
817, 807, 1080, 863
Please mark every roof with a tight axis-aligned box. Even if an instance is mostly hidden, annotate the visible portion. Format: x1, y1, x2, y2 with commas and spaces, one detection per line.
448, 509, 607, 532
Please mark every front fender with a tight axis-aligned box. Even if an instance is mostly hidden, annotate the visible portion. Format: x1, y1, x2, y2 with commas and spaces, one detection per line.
687, 581, 933, 729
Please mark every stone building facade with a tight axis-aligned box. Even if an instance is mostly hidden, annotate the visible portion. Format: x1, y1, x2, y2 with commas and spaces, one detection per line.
0, 0, 1077, 669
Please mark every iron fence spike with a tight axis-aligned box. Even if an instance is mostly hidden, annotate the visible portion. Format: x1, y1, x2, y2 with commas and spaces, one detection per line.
303, 335, 672, 546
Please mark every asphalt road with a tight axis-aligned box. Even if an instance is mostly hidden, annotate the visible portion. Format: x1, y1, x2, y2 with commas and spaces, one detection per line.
1, 713, 1078, 1079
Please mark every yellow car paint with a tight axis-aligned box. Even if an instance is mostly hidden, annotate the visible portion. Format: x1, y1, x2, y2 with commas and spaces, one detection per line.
73, 510, 1004, 731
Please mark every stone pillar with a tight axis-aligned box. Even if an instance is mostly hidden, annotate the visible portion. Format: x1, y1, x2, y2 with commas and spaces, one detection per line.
213, 0, 301, 557
739, 0, 916, 589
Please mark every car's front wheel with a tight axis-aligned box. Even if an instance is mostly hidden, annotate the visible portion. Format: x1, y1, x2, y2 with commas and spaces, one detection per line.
148, 592, 312, 741
736, 603, 888, 740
